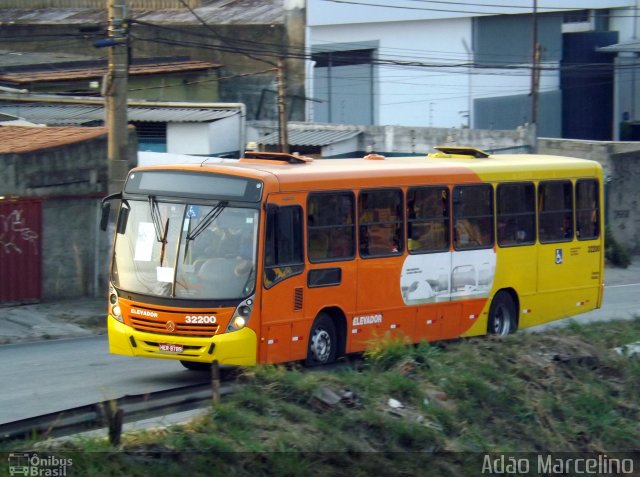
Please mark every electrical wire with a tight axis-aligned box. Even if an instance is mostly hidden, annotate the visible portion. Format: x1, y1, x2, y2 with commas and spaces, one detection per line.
319, 0, 640, 18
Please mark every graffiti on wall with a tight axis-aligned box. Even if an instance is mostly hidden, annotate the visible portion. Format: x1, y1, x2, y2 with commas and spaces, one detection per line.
0, 209, 39, 255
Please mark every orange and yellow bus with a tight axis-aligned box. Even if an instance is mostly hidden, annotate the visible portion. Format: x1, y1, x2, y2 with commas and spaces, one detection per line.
101, 147, 604, 369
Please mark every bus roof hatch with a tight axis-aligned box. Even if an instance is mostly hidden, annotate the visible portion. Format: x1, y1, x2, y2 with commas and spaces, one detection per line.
240, 151, 314, 164
429, 146, 490, 159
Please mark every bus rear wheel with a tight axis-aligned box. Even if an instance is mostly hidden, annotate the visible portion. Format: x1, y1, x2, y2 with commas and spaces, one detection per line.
487, 292, 517, 336
180, 360, 211, 371
306, 313, 337, 366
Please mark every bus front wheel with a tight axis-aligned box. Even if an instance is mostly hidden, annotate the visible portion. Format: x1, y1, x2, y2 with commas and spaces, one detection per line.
306, 313, 337, 366
487, 291, 517, 336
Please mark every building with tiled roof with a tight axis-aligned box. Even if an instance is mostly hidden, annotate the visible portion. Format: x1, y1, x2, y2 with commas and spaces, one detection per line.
0, 0, 307, 121
0, 125, 108, 155
0, 124, 136, 197
0, 55, 222, 102
0, 124, 137, 302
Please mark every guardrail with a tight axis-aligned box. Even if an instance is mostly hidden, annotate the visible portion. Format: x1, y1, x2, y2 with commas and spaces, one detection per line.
0, 363, 232, 444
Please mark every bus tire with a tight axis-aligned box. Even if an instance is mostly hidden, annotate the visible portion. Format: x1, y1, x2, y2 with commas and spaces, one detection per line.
487, 291, 517, 336
180, 360, 211, 371
306, 313, 337, 366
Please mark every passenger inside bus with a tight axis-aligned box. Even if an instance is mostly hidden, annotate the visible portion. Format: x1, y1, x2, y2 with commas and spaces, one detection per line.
308, 230, 330, 260
329, 227, 351, 258
408, 191, 449, 252
454, 219, 485, 248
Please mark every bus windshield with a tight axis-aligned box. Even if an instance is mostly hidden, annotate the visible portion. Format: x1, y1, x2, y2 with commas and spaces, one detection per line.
112, 199, 259, 300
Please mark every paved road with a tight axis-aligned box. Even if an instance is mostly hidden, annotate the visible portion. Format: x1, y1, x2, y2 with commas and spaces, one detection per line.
529, 282, 640, 331
572, 282, 640, 323
1, 263, 638, 424
0, 337, 208, 424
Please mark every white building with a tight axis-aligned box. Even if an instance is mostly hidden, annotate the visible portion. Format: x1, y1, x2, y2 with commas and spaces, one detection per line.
307, 0, 639, 140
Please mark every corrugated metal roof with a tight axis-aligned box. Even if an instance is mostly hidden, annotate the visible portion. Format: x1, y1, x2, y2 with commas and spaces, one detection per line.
0, 61, 221, 84
0, 103, 238, 125
0, 0, 284, 25
258, 128, 362, 147
0, 125, 107, 154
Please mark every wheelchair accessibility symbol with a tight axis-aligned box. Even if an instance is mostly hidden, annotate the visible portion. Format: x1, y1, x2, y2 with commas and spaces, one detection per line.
555, 248, 563, 265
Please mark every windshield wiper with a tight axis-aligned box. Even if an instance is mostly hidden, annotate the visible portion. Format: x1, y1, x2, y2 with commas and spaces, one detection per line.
186, 201, 228, 242
149, 196, 170, 266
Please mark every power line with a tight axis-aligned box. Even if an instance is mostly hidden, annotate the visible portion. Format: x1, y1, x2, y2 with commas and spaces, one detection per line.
321, 0, 558, 15
126, 67, 277, 93
401, 0, 579, 11
320, 0, 640, 18
174, 0, 277, 67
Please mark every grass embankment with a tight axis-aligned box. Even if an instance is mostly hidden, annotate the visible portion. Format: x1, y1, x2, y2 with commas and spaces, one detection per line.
3, 319, 640, 476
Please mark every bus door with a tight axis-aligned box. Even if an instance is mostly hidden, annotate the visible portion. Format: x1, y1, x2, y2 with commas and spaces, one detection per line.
260, 194, 307, 364
537, 180, 602, 316
572, 179, 604, 303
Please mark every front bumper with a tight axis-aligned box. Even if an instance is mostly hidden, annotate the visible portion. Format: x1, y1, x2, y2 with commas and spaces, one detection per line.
108, 315, 257, 366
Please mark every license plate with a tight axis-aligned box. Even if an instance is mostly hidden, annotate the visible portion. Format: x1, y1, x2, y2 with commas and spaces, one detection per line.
159, 343, 184, 353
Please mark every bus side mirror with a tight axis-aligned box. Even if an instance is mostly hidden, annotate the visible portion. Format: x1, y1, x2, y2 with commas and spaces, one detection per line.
100, 202, 111, 231
116, 206, 130, 235
100, 192, 124, 232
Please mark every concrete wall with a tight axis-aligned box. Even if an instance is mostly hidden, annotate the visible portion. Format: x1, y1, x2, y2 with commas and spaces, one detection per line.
608, 150, 640, 253
42, 198, 110, 299
537, 137, 640, 178
361, 125, 532, 155
0, 130, 137, 197
168, 123, 210, 156
248, 121, 533, 156
0, 129, 137, 300
167, 115, 243, 157
208, 115, 244, 156
538, 137, 640, 253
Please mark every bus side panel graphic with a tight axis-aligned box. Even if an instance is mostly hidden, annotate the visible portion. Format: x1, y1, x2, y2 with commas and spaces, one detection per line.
400, 249, 496, 305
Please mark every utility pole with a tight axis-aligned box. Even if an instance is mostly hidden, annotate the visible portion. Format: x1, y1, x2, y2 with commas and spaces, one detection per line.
106, 0, 129, 193
530, 0, 539, 126
277, 57, 289, 154
529, 0, 539, 151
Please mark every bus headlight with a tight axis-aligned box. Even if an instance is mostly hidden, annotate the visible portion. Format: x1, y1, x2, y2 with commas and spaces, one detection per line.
109, 284, 124, 323
232, 316, 246, 329
227, 296, 254, 332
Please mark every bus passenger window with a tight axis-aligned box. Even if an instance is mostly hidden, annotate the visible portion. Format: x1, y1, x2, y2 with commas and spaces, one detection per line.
538, 181, 573, 243
496, 183, 535, 247
359, 189, 404, 257
307, 192, 355, 262
576, 179, 600, 240
264, 205, 304, 288
407, 187, 449, 253
453, 185, 493, 250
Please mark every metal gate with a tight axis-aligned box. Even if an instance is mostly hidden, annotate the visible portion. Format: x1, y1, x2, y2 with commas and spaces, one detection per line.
0, 198, 42, 302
